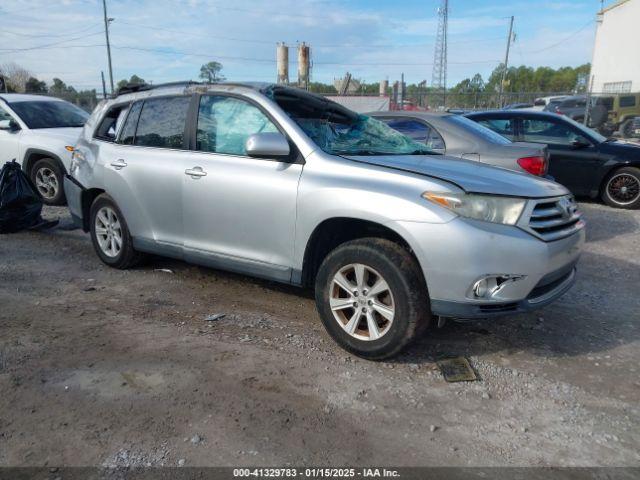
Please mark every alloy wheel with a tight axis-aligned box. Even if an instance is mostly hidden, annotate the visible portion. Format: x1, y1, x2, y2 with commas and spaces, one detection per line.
329, 263, 395, 341
95, 206, 123, 258
607, 173, 640, 205
35, 167, 59, 200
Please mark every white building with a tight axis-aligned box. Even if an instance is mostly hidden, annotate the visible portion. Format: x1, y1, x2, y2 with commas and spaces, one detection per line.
590, 0, 639, 93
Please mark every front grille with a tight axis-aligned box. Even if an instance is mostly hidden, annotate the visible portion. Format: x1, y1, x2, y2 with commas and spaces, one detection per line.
523, 196, 584, 241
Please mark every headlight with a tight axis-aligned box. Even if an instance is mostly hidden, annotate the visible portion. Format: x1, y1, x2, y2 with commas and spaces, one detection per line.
422, 192, 526, 225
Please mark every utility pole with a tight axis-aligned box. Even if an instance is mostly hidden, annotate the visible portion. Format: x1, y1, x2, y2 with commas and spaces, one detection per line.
499, 16, 514, 108
102, 0, 114, 95
431, 0, 448, 109
101, 71, 107, 99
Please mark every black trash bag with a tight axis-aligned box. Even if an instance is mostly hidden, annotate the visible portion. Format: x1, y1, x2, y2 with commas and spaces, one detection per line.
0, 159, 44, 233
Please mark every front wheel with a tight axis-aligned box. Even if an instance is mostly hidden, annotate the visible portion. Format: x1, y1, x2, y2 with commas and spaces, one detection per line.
31, 158, 66, 205
89, 194, 142, 268
601, 167, 640, 209
315, 238, 430, 360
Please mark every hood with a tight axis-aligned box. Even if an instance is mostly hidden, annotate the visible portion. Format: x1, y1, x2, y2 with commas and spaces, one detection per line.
344, 154, 568, 198
30, 127, 83, 144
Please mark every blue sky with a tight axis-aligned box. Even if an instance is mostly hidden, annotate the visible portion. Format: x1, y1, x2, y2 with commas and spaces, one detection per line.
0, 0, 611, 91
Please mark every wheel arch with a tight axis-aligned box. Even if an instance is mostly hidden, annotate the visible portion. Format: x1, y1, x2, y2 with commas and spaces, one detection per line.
299, 217, 424, 288
599, 161, 640, 196
22, 149, 67, 177
80, 188, 106, 232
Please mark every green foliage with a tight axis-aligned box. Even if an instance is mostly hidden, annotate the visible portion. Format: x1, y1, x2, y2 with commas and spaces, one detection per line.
117, 74, 146, 91
25, 77, 47, 94
199, 61, 225, 83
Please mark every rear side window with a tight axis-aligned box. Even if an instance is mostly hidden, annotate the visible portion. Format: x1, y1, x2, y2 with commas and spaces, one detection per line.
474, 118, 515, 140
94, 104, 129, 142
196, 95, 278, 156
383, 119, 429, 142
620, 96, 636, 108
118, 101, 142, 145
134, 96, 190, 149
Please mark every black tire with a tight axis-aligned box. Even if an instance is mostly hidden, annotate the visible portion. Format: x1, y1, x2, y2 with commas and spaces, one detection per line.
315, 238, 431, 360
31, 157, 66, 206
89, 194, 142, 269
601, 167, 640, 210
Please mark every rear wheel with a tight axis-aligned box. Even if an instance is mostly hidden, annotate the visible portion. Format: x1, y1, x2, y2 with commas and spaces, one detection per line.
314, 238, 430, 360
89, 194, 142, 268
31, 157, 65, 205
601, 167, 640, 209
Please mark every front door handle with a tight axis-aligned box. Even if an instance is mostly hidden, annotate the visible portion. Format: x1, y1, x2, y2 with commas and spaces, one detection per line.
110, 159, 127, 170
185, 166, 207, 178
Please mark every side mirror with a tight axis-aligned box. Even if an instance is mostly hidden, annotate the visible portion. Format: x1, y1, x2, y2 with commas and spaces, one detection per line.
571, 137, 591, 149
245, 132, 290, 159
0, 119, 20, 132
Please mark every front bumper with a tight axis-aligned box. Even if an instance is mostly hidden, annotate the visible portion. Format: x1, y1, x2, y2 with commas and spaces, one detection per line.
63, 174, 85, 228
394, 216, 585, 319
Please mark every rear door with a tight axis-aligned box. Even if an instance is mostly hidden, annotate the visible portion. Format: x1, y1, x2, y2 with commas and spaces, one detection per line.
519, 117, 601, 195
182, 93, 302, 281
100, 95, 192, 254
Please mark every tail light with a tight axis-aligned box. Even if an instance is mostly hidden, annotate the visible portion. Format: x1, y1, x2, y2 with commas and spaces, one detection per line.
517, 156, 547, 176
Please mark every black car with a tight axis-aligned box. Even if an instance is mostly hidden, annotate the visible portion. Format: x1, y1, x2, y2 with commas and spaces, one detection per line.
465, 110, 640, 209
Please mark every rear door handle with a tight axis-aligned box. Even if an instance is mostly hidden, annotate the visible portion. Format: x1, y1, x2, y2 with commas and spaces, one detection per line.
110, 159, 127, 170
185, 166, 207, 178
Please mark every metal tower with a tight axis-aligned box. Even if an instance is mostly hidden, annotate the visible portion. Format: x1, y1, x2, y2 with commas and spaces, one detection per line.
431, 0, 448, 105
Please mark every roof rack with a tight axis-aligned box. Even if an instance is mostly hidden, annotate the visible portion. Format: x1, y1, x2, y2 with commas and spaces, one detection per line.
115, 80, 203, 97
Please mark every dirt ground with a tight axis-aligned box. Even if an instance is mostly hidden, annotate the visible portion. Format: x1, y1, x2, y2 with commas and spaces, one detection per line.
0, 201, 639, 468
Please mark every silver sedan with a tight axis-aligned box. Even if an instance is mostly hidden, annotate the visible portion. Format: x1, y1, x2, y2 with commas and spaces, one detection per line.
369, 111, 550, 177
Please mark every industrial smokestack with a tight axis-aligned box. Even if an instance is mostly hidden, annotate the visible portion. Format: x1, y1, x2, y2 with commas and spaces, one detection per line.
379, 79, 389, 97
276, 43, 289, 85
297, 42, 310, 90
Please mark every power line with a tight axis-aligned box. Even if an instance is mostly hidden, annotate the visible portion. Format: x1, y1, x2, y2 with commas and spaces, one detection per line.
520, 19, 594, 54
0, 23, 101, 38
0, 31, 104, 52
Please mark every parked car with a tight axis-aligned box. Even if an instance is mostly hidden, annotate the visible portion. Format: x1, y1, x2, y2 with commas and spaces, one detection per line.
65, 82, 584, 359
632, 117, 640, 139
466, 110, 640, 209
503, 102, 534, 110
544, 95, 587, 122
368, 111, 549, 176
0, 94, 88, 205
533, 96, 567, 112
591, 93, 640, 138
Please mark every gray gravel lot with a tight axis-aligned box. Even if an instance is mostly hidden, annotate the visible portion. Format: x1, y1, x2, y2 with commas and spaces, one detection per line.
0, 201, 638, 467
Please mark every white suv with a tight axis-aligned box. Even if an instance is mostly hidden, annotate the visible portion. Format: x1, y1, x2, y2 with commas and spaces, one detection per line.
0, 94, 88, 205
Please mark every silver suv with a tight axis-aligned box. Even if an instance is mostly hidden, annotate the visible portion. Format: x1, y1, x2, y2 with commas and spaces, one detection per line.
64, 82, 585, 359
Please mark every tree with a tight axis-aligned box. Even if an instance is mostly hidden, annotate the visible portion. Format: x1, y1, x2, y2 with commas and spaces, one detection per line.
117, 74, 146, 91
199, 62, 225, 83
25, 77, 47, 94
0, 62, 33, 93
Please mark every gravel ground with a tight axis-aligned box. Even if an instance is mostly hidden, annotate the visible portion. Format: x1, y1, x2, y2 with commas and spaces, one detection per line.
0, 201, 638, 467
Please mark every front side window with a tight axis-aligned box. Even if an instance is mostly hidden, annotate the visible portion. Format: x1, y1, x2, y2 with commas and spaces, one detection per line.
196, 96, 279, 155
474, 118, 515, 140
134, 96, 190, 149
521, 119, 584, 145
7, 100, 88, 129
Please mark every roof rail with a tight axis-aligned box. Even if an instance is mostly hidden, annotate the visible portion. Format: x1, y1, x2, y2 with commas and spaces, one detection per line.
115, 80, 203, 97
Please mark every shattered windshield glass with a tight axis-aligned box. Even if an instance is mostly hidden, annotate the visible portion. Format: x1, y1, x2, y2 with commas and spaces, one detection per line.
295, 115, 434, 156
267, 86, 434, 156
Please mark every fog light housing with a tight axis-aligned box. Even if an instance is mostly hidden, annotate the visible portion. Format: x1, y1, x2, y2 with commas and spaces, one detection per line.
470, 274, 526, 299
